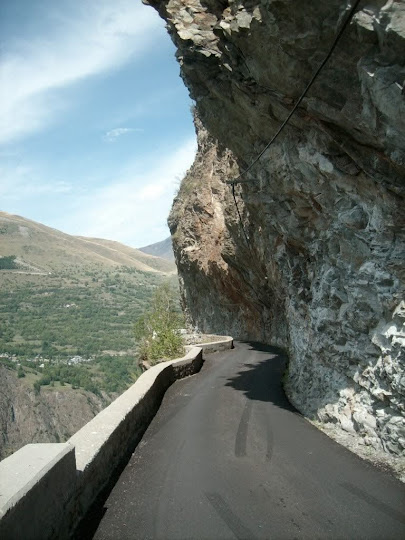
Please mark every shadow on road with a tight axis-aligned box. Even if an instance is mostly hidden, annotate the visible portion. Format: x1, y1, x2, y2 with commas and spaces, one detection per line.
224, 341, 297, 412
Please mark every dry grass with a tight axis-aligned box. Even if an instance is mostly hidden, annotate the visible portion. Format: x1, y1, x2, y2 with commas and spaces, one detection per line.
0, 211, 176, 275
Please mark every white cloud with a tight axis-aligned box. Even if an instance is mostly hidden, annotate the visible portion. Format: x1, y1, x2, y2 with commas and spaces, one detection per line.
103, 127, 142, 142
60, 137, 197, 247
138, 183, 166, 201
0, 0, 163, 144
0, 162, 73, 200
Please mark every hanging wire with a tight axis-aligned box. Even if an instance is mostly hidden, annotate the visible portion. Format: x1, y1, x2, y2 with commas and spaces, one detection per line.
226, 0, 362, 186
231, 183, 250, 247
225, 0, 362, 309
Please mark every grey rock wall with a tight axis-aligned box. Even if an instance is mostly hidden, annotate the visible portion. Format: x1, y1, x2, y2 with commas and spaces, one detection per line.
149, 0, 405, 457
0, 366, 106, 460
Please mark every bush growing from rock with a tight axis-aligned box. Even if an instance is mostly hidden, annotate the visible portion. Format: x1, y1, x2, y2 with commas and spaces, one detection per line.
134, 282, 184, 364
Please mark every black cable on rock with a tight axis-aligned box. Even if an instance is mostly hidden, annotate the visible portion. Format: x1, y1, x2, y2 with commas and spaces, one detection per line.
231, 183, 251, 247
226, 0, 362, 186
226, 0, 362, 309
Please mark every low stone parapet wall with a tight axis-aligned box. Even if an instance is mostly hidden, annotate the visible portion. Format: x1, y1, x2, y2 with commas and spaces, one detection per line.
0, 443, 76, 540
69, 347, 204, 529
0, 337, 232, 539
185, 335, 233, 354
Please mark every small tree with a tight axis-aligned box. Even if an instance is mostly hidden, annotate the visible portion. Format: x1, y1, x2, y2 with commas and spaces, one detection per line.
0, 255, 17, 270
17, 366, 25, 378
134, 282, 184, 365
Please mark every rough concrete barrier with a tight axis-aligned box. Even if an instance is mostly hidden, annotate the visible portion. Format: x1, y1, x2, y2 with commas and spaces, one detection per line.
0, 443, 76, 540
186, 335, 233, 354
0, 338, 233, 539
69, 346, 204, 532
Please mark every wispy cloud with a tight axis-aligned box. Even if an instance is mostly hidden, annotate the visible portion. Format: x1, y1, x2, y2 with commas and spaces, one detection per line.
60, 137, 197, 247
0, 162, 73, 200
0, 0, 163, 144
103, 127, 143, 142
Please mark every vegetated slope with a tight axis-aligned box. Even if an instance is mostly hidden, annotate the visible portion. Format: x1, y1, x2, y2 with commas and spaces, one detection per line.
151, 0, 405, 462
0, 211, 179, 458
0, 211, 176, 274
138, 237, 175, 261
0, 211, 177, 358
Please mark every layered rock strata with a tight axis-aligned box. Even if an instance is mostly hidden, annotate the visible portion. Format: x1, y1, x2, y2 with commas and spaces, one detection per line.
0, 366, 106, 459
149, 0, 405, 457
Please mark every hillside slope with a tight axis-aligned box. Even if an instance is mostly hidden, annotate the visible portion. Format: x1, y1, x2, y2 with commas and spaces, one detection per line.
0, 212, 179, 458
0, 211, 175, 274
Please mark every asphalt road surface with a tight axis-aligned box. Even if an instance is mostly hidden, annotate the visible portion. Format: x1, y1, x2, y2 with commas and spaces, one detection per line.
91, 342, 405, 539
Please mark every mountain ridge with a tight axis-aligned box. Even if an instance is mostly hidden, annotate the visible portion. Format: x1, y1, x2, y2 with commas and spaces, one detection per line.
138, 236, 174, 262
0, 211, 176, 274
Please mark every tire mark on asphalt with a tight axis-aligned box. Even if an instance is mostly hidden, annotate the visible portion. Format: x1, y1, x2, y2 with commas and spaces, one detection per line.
235, 400, 253, 457
259, 402, 274, 462
205, 492, 257, 540
341, 482, 405, 524
155, 439, 186, 539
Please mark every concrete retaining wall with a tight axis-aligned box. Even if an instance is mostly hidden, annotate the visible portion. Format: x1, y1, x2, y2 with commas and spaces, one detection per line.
0, 444, 76, 540
186, 335, 233, 354
69, 347, 204, 530
0, 338, 232, 539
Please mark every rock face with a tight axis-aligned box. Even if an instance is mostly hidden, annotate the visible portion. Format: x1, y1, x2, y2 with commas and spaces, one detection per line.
150, 0, 405, 456
0, 366, 107, 459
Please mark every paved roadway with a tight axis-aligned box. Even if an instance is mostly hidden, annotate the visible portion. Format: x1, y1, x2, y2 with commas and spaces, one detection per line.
91, 342, 405, 539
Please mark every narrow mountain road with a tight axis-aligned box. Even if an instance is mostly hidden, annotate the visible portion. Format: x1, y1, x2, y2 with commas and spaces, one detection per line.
90, 342, 405, 540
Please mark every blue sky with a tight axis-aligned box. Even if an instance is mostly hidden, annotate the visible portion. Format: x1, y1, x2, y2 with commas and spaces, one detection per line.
0, 0, 196, 247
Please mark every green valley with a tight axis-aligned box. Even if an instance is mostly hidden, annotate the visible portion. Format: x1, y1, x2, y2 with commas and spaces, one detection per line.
0, 211, 180, 457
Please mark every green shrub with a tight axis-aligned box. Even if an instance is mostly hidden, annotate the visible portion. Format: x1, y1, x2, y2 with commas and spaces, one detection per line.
0, 255, 17, 270
134, 282, 184, 364
17, 366, 25, 378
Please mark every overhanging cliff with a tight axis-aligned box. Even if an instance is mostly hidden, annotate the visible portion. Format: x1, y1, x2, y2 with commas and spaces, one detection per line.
147, 0, 405, 458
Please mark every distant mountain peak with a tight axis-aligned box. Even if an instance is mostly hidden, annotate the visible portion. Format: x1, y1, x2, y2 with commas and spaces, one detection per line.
138, 237, 174, 262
